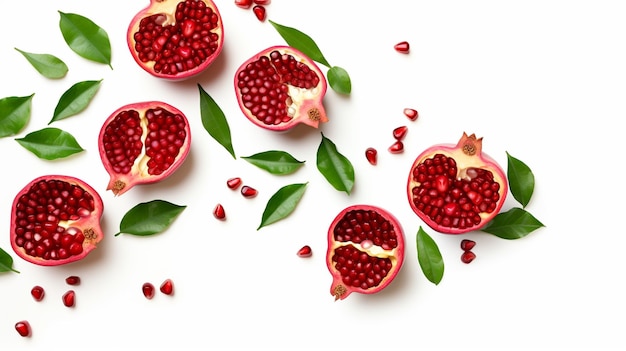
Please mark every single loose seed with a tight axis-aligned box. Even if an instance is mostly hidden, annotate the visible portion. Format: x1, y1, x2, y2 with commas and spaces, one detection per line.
31, 286, 45, 301
142, 282, 155, 299
62, 290, 76, 307
226, 177, 242, 190
461, 251, 476, 264
65, 275, 81, 285
388, 140, 404, 154
253, 5, 266, 21
241, 185, 258, 198
297, 245, 312, 257
460, 239, 476, 251
160, 279, 174, 295
213, 203, 226, 220
365, 147, 378, 165
404, 108, 418, 121
15, 321, 31, 337
394, 41, 410, 53
392, 126, 408, 140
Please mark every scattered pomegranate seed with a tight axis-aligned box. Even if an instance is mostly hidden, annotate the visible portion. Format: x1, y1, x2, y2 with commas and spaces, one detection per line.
461, 251, 476, 264
234, 0, 253, 8
160, 279, 174, 295
393, 126, 408, 140
253, 5, 266, 21
365, 147, 378, 165
15, 321, 31, 337
65, 275, 81, 285
31, 286, 45, 301
460, 239, 476, 252
62, 290, 75, 307
388, 140, 404, 154
227, 177, 242, 190
404, 108, 419, 121
394, 41, 410, 53
297, 245, 312, 258
241, 185, 258, 198
142, 282, 155, 300
253, 0, 271, 4
213, 203, 226, 220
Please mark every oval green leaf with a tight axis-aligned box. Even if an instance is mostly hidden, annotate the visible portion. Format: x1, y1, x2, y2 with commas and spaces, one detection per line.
15, 127, 84, 160
327, 66, 352, 95
416, 227, 444, 285
199, 84, 236, 159
59, 11, 112, 68
242, 150, 305, 175
268, 20, 331, 67
258, 183, 308, 230
316, 133, 354, 194
115, 200, 187, 236
481, 207, 545, 240
49, 79, 102, 124
0, 94, 34, 138
0, 247, 20, 274
15, 48, 68, 79
506, 152, 535, 208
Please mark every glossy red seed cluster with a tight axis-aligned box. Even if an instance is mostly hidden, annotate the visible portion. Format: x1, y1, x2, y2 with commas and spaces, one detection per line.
331, 245, 392, 290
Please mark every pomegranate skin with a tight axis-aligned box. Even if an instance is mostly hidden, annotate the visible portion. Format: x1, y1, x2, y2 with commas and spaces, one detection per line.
407, 132, 508, 234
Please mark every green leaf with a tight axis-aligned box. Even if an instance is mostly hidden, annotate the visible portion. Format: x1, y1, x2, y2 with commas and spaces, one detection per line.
49, 79, 102, 124
316, 133, 354, 194
268, 20, 331, 67
15, 127, 84, 160
0, 94, 34, 138
481, 207, 545, 240
506, 152, 535, 208
115, 200, 186, 236
327, 66, 351, 95
59, 11, 112, 68
416, 227, 444, 285
198, 84, 236, 159
15, 48, 68, 79
0, 247, 20, 274
258, 183, 308, 230
242, 150, 305, 175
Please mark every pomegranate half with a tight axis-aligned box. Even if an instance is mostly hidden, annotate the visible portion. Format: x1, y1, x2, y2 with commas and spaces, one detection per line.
407, 132, 508, 234
98, 101, 191, 196
10, 175, 104, 266
234, 45, 328, 132
327, 205, 405, 301
127, 0, 224, 80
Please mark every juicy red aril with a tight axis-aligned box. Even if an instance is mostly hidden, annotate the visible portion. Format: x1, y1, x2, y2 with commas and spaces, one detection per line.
62, 290, 75, 307
234, 0, 252, 8
365, 147, 378, 165
226, 177, 242, 190
388, 140, 404, 154
460, 239, 476, 251
297, 245, 312, 257
241, 185, 258, 198
252, 5, 266, 21
15, 321, 31, 337
213, 203, 226, 220
31, 286, 45, 301
461, 251, 476, 264
253, 0, 271, 4
332, 245, 392, 290
65, 275, 80, 285
404, 108, 418, 121
160, 279, 174, 295
142, 282, 155, 299
334, 209, 399, 250
394, 41, 410, 53
393, 126, 408, 140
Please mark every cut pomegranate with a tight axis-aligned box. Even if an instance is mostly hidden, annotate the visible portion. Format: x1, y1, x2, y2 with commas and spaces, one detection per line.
234, 0, 252, 9
404, 108, 418, 121
226, 177, 242, 190
213, 203, 226, 220
252, 5, 266, 21
99, 101, 191, 196
10, 175, 104, 266
394, 41, 410, 53
142, 282, 156, 299
393, 126, 408, 140
62, 290, 75, 307
160, 279, 174, 295
234, 46, 328, 132
460, 239, 476, 251
65, 275, 81, 285
327, 205, 405, 300
297, 245, 312, 257
31, 286, 45, 301
388, 140, 404, 154
127, 0, 224, 80
365, 147, 378, 165
15, 321, 31, 337
407, 132, 508, 234
461, 251, 476, 264
241, 185, 258, 198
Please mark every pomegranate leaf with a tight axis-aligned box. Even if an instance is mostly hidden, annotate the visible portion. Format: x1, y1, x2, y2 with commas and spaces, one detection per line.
316, 133, 355, 195
15, 127, 84, 160
115, 200, 187, 237
49, 79, 102, 124
0, 94, 34, 138
268, 20, 331, 67
242, 150, 305, 175
327, 66, 351, 95
506, 152, 535, 208
58, 11, 112, 69
0, 247, 20, 274
14, 48, 68, 79
416, 227, 444, 285
258, 183, 308, 230
481, 207, 545, 240
198, 84, 236, 159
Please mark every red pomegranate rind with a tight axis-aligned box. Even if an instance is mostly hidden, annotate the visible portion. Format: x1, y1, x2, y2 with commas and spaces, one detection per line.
234, 45, 328, 132
99, 101, 191, 196
407, 132, 508, 234
10, 176, 104, 266
326, 205, 405, 301
127, 0, 224, 80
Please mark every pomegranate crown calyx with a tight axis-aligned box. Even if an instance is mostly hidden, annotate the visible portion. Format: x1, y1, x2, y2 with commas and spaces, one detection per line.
457, 132, 483, 156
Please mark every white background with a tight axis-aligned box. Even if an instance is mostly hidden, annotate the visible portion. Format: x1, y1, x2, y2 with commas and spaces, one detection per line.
1, 1, 625, 350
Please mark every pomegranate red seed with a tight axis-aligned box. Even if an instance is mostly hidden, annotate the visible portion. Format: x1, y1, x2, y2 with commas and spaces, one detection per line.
460, 239, 476, 251
227, 177, 242, 190
142, 282, 155, 299
65, 275, 81, 285
404, 108, 418, 121
15, 321, 31, 337
394, 41, 410, 53
160, 279, 174, 295
31, 286, 45, 301
365, 147, 378, 165
241, 185, 258, 198
461, 251, 476, 264
297, 245, 312, 257
393, 126, 408, 140
388, 140, 404, 154
62, 290, 75, 307
253, 0, 271, 4
253, 5, 266, 21
213, 203, 226, 220
234, 0, 253, 8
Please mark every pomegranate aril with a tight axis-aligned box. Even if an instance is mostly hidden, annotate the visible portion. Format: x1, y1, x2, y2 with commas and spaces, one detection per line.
253, 5, 266, 21
213, 203, 226, 220
393, 126, 408, 140
297, 245, 312, 258
62, 290, 75, 307
404, 108, 418, 121
394, 41, 410, 53
235, 0, 253, 8
65, 275, 80, 285
365, 147, 378, 165
253, 0, 271, 4
142, 282, 155, 300
388, 140, 404, 154
461, 251, 476, 264
460, 239, 476, 251
31, 286, 45, 301
160, 279, 174, 295
15, 321, 31, 337
227, 177, 242, 190
241, 185, 258, 198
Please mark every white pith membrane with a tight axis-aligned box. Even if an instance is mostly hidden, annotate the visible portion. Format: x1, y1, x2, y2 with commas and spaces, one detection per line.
285, 84, 322, 121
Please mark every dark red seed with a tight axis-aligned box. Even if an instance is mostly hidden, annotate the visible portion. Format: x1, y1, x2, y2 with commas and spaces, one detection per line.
160, 279, 174, 295
388, 140, 404, 154
226, 177, 242, 190
297, 245, 312, 258
15, 321, 31, 337
461, 251, 476, 264
65, 275, 81, 285
253, 5, 266, 21
460, 239, 476, 251
241, 185, 258, 198
62, 290, 75, 307
393, 126, 408, 140
31, 286, 45, 301
365, 147, 378, 165
404, 108, 418, 121
253, 0, 271, 4
213, 203, 226, 220
394, 41, 410, 53
142, 282, 155, 300
234, 0, 253, 9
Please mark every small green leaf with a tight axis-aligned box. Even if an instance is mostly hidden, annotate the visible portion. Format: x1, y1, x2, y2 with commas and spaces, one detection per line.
268, 20, 331, 67
59, 11, 112, 68
15, 127, 84, 160
115, 200, 186, 236
481, 207, 545, 240
316, 133, 354, 194
327, 66, 351, 95
0, 94, 34, 138
49, 79, 102, 124
198, 84, 236, 159
15, 48, 68, 79
0, 247, 20, 274
258, 183, 308, 230
416, 227, 444, 285
242, 150, 305, 175
506, 152, 535, 208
